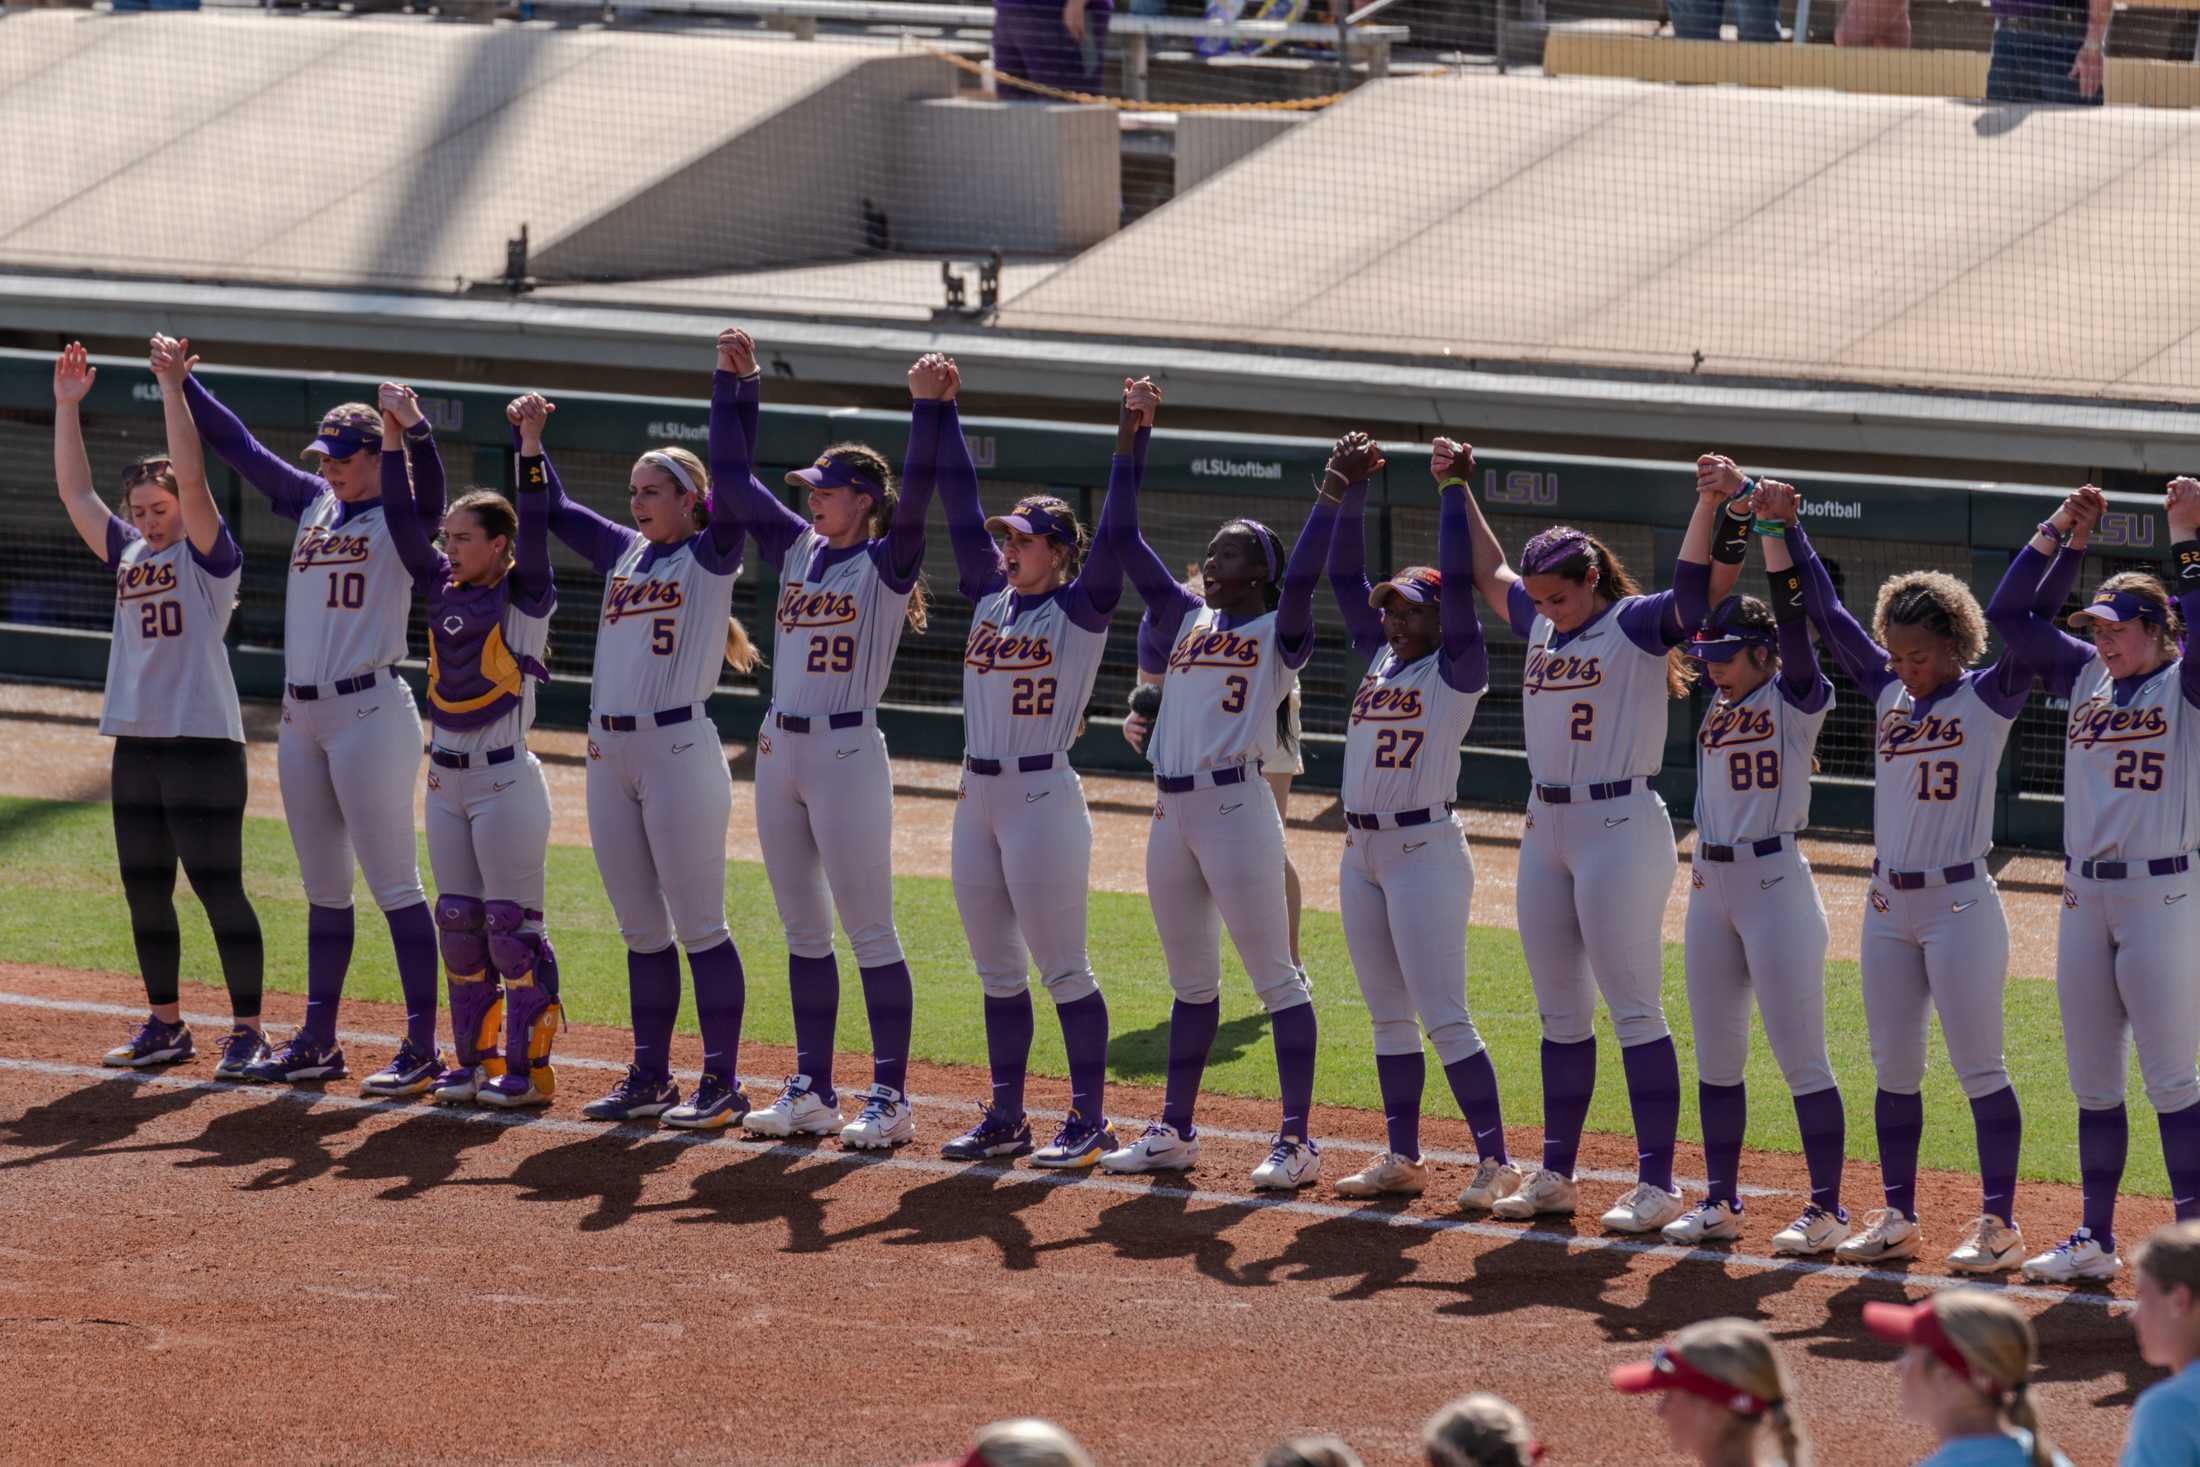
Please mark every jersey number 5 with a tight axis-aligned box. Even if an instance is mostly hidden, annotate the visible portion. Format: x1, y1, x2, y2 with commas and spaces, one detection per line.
139, 601, 183, 638
1374, 728, 1424, 769
1220, 674, 1249, 714
2113, 749, 2165, 792
650, 617, 676, 656
1011, 676, 1057, 717
806, 635, 855, 674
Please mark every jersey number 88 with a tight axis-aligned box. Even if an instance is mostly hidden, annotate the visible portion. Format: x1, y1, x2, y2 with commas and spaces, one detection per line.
1726, 749, 1779, 791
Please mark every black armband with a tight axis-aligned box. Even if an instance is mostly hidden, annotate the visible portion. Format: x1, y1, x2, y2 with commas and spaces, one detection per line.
1769, 567, 1808, 626
517, 455, 549, 494
2176, 538, 2200, 586
1710, 499, 1752, 565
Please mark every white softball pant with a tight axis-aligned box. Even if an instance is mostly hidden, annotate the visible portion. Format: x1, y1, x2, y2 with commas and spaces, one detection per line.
1683, 842, 1837, 1095
952, 760, 1099, 1004
1514, 784, 1677, 1047
1338, 814, 1485, 1064
1146, 774, 1311, 1013
754, 719, 904, 968
2057, 865, 2200, 1114
584, 712, 733, 953
426, 750, 551, 921
278, 672, 426, 912
1861, 872, 2010, 1099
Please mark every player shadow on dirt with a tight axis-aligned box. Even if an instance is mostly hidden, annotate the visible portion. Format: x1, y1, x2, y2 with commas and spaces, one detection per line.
0, 1074, 210, 1170
626, 1143, 840, 1254
333, 1105, 510, 1203
816, 1160, 1067, 1271
1107, 1011, 1271, 1084
1235, 1203, 1444, 1300
162, 1089, 382, 1190
465, 1125, 709, 1232
1050, 1181, 1264, 1288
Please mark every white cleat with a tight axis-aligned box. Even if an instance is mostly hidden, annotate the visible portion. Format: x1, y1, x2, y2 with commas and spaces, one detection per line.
1662, 1198, 1744, 1246
1491, 1167, 1578, 1220
1457, 1159, 1523, 1212
1835, 1207, 1920, 1264
741, 1074, 843, 1138
839, 1084, 915, 1150
1334, 1150, 1423, 1198
1099, 1120, 1200, 1174
1250, 1136, 1320, 1191
1601, 1182, 1688, 1235
1947, 1215, 2025, 1276
1769, 1204, 1852, 1257
2020, 1228, 2121, 1283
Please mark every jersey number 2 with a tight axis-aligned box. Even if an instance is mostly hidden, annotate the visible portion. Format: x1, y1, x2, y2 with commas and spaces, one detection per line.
139, 601, 183, 638
1569, 702, 1594, 742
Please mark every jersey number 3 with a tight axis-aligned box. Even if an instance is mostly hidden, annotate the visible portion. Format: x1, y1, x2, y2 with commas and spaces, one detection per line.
1220, 674, 1249, 714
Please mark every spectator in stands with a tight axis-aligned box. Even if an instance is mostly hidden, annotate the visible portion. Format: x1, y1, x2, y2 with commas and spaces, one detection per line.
1835, 0, 1909, 48
2125, 1221, 2200, 1466
993, 0, 1113, 99
916, 1420, 1097, 1467
1983, 0, 2109, 104
1260, 1439, 1366, 1467
1425, 1394, 1544, 1467
1668, 0, 1780, 44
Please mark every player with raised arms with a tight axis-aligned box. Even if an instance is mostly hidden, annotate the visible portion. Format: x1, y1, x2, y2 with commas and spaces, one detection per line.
54, 341, 266, 1076
1321, 438, 1510, 1204
1096, 431, 1358, 1189
177, 346, 439, 1091
372, 382, 562, 1107
1659, 459, 1849, 1255
1453, 463, 1742, 1233
533, 336, 760, 1128
1986, 479, 2200, 1283
719, 341, 938, 1150
930, 359, 1137, 1167
1776, 480, 2066, 1273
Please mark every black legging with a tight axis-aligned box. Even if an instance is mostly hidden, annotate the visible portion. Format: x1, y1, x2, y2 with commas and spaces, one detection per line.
111, 737, 264, 1015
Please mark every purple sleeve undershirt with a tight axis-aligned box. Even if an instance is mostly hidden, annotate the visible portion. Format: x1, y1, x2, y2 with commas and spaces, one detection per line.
1505, 579, 1536, 641
1106, 453, 1202, 635
1325, 479, 1384, 663
714, 381, 810, 568
535, 449, 639, 578
1137, 609, 1170, 675
1061, 437, 1139, 634
1437, 484, 1490, 695
1789, 524, 1896, 701
869, 399, 940, 595
189, 522, 243, 579
381, 429, 450, 587
1984, 542, 2093, 700
1275, 498, 1335, 670
931, 400, 1005, 604
1774, 611, 1830, 712
1673, 546, 1713, 633
103, 515, 136, 571
1616, 562, 1705, 654
697, 371, 759, 575
181, 377, 321, 523
2181, 586, 2200, 709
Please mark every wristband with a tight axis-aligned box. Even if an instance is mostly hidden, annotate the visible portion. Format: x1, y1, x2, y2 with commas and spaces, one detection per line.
2036, 520, 2072, 548
2175, 538, 2200, 586
1769, 568, 1807, 625
1710, 504, 1751, 565
1752, 518, 1788, 539
1437, 476, 1468, 492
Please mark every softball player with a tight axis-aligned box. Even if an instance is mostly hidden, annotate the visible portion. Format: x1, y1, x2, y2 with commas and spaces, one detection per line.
372, 383, 562, 1107
53, 341, 266, 1078
721, 343, 938, 1150
1097, 431, 1357, 1189
1455, 448, 1741, 1233
536, 334, 759, 1130
179, 352, 439, 1089
934, 361, 1135, 1168
1323, 443, 1510, 1205
1775, 479, 2056, 1272
1663, 465, 1848, 1254
1986, 481, 2200, 1283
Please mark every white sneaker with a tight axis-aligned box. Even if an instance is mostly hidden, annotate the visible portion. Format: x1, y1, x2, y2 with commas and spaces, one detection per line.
1662, 1198, 1744, 1245
839, 1084, 914, 1150
1770, 1204, 1852, 1257
741, 1074, 842, 1138
1947, 1215, 2024, 1275
1250, 1136, 1320, 1191
2020, 1227, 2121, 1283
1835, 1207, 1920, 1263
1335, 1150, 1423, 1198
1099, 1120, 1200, 1174
1491, 1167, 1578, 1220
1601, 1182, 1687, 1234
1458, 1159, 1523, 1211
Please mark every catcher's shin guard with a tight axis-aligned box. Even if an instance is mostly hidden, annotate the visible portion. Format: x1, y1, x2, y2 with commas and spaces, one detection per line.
437, 896, 505, 1084
487, 901, 561, 1097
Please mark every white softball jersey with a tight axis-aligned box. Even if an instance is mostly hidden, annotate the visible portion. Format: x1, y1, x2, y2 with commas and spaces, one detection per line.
961, 586, 1108, 759
1147, 603, 1295, 778
1520, 600, 1670, 786
283, 492, 413, 687
99, 517, 245, 743
1341, 649, 1484, 813
1692, 679, 1832, 846
589, 534, 740, 718
1870, 673, 2014, 873
2061, 654, 2200, 862
772, 531, 913, 717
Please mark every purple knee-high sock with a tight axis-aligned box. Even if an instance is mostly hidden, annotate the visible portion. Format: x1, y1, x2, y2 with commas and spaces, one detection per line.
1442, 1049, 1508, 1165
2159, 1103, 2200, 1222
1700, 1081, 1748, 1208
789, 952, 840, 1103
1540, 1037, 1598, 1176
1793, 1086, 1847, 1212
686, 939, 747, 1082
301, 904, 355, 1046
1374, 1051, 1426, 1160
1971, 1085, 2023, 1225
1054, 990, 1109, 1121
382, 902, 439, 1052
627, 945, 682, 1079
1271, 1002, 1318, 1142
983, 990, 1035, 1118
859, 959, 915, 1095
2079, 1104, 2128, 1247
1160, 997, 1221, 1136
1876, 1089, 1924, 1220
1622, 1036, 1682, 1192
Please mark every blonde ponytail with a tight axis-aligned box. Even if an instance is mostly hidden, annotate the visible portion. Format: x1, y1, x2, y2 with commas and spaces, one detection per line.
1934, 1291, 2056, 1467
724, 616, 763, 674
2005, 1385, 2056, 1467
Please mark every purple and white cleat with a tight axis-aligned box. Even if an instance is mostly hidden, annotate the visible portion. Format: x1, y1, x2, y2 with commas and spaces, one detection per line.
103, 1017, 194, 1069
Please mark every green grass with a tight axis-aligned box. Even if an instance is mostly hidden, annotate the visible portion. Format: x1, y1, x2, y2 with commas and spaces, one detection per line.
0, 794, 2160, 1193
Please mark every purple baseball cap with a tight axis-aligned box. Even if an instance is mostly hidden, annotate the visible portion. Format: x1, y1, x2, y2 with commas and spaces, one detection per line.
2069, 588, 2163, 628
1369, 565, 1442, 609
304, 405, 382, 460
786, 453, 884, 498
1686, 597, 1776, 662
986, 500, 1074, 541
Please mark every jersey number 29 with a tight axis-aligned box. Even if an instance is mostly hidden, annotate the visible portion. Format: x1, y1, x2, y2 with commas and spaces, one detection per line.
806, 635, 855, 674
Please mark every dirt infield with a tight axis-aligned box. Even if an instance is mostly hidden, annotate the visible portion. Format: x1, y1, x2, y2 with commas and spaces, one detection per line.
1, 963, 2161, 1467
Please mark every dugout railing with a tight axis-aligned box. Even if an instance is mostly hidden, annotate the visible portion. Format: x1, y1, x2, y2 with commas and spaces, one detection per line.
0, 348, 2152, 851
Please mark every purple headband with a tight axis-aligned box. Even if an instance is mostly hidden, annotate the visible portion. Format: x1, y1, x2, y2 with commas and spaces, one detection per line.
1223, 518, 1279, 581
1520, 528, 1592, 575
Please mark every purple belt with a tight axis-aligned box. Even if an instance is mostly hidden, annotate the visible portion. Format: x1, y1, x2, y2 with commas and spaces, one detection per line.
289, 669, 380, 701
431, 745, 517, 770
1535, 778, 1635, 805
1700, 834, 1788, 863
598, 706, 696, 733
966, 753, 1062, 776
1345, 803, 1451, 832
1156, 761, 1261, 796
1873, 858, 1980, 891
2066, 854, 2191, 881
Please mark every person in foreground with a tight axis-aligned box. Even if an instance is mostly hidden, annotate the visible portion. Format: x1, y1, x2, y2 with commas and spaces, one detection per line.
1865, 1291, 2071, 1467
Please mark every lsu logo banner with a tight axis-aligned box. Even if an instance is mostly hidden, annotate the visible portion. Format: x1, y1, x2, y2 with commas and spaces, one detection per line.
965, 620, 1054, 675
